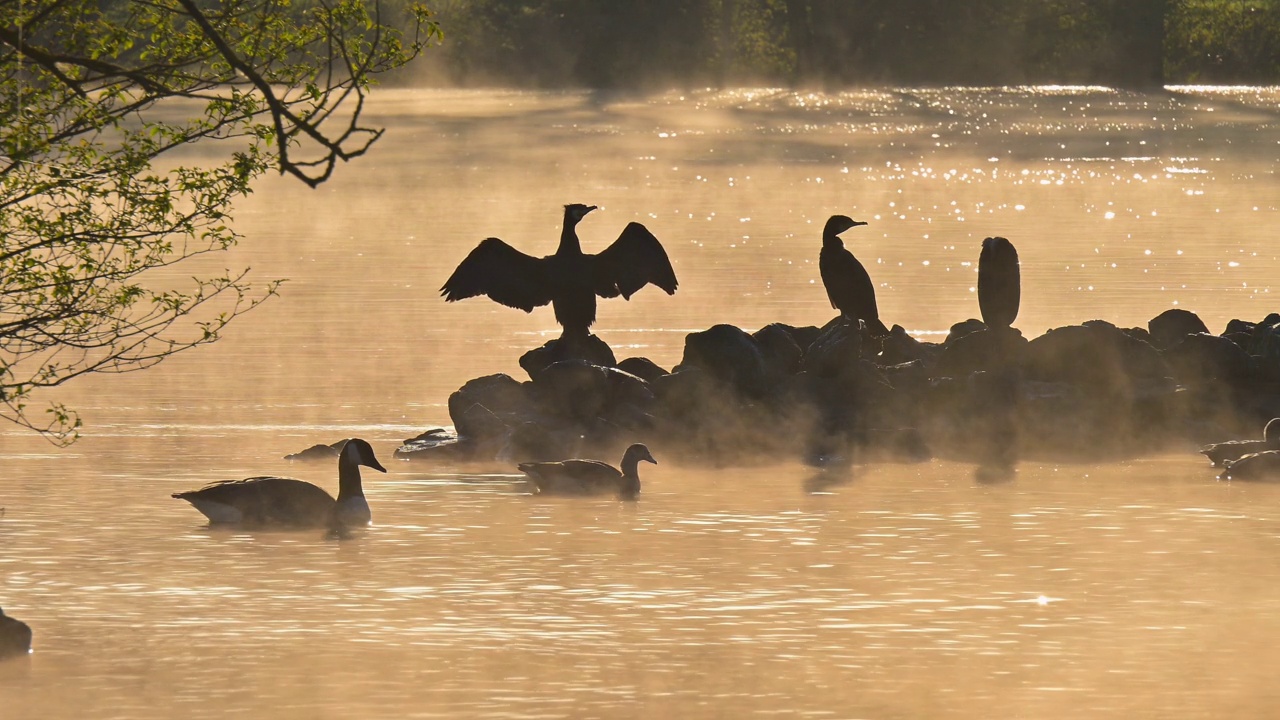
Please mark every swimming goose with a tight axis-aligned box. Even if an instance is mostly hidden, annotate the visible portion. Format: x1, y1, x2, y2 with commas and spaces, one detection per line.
520, 443, 656, 500
0, 607, 32, 659
441, 204, 678, 341
818, 215, 889, 336
1200, 418, 1280, 467
172, 438, 386, 527
1219, 449, 1280, 481
978, 237, 1021, 329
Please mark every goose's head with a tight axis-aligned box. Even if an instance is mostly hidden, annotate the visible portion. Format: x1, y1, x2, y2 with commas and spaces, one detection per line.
564, 203, 598, 225
824, 215, 867, 238
339, 438, 387, 473
622, 443, 657, 468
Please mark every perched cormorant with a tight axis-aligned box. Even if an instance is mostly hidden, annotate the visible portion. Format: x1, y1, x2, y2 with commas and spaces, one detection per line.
978, 237, 1021, 329
172, 438, 386, 528
441, 205, 678, 339
818, 215, 889, 336
0, 607, 32, 659
520, 443, 656, 500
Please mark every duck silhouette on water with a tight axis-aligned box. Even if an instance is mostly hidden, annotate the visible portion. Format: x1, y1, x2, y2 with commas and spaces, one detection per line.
441, 204, 678, 344
1201, 418, 1280, 467
520, 443, 657, 500
172, 438, 386, 528
0, 607, 32, 659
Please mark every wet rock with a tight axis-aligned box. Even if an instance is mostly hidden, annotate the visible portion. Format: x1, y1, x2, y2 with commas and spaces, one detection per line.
617, 356, 668, 383
802, 318, 862, 378
676, 324, 769, 398
1163, 333, 1251, 385
945, 318, 988, 345
753, 323, 805, 380
1023, 321, 1169, 394
519, 335, 617, 381
531, 360, 612, 422
448, 374, 535, 423
933, 327, 1027, 378
785, 324, 823, 352
284, 440, 347, 461
1247, 313, 1280, 361
395, 428, 468, 460
880, 326, 940, 366
1148, 308, 1211, 350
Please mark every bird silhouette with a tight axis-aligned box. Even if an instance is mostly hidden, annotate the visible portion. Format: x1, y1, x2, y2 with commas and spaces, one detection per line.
978, 237, 1021, 329
818, 215, 889, 336
441, 204, 677, 341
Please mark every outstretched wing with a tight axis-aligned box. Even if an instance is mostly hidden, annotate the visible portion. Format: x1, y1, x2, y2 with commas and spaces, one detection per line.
592, 222, 678, 300
440, 238, 552, 312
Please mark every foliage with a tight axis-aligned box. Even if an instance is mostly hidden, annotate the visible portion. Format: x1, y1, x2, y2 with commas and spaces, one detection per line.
0, 0, 438, 442
422, 0, 1279, 87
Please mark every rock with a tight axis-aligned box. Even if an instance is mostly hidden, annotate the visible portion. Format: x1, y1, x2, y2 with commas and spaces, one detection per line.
880, 325, 939, 366
448, 374, 535, 422
519, 335, 617, 381
1148, 308, 1210, 350
1247, 313, 1280, 361
675, 324, 769, 397
1024, 321, 1169, 394
933, 327, 1027, 378
284, 440, 347, 461
617, 356, 668, 383
802, 318, 862, 378
945, 318, 987, 345
1163, 333, 1251, 385
753, 323, 805, 380
531, 360, 612, 422
453, 403, 508, 446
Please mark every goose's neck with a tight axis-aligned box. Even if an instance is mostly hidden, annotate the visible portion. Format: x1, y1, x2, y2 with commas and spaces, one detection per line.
336, 459, 364, 500
619, 458, 642, 498
822, 234, 844, 250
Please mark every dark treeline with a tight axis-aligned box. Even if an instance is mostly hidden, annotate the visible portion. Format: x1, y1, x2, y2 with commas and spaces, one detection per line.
416, 0, 1280, 87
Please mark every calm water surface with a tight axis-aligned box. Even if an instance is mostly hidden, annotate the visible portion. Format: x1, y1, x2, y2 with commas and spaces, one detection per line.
3, 86, 1280, 718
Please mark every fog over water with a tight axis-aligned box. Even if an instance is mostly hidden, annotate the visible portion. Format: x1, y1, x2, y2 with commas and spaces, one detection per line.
2, 86, 1280, 718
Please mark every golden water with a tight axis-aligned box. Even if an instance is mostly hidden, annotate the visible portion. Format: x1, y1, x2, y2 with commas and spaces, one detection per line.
3, 87, 1280, 718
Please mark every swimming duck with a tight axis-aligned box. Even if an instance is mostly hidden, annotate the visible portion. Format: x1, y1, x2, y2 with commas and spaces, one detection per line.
441, 204, 678, 342
0, 607, 32, 659
520, 443, 656, 500
1200, 418, 1280, 467
978, 237, 1021, 329
1219, 449, 1280, 481
172, 438, 386, 527
818, 215, 889, 336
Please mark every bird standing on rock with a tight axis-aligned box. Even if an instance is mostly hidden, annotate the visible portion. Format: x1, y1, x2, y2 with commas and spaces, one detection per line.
819, 215, 889, 336
978, 237, 1021, 330
441, 204, 678, 344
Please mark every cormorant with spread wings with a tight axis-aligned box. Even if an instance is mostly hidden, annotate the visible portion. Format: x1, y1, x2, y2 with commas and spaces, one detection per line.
441, 204, 678, 339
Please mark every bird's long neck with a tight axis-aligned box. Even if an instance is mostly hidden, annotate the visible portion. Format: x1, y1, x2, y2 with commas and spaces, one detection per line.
619, 457, 642, 498
558, 214, 583, 255
336, 458, 364, 500
822, 233, 844, 251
